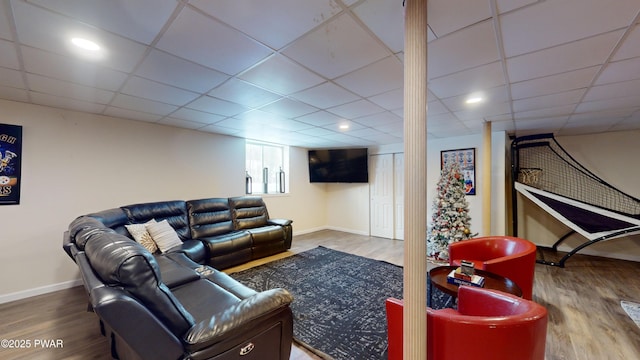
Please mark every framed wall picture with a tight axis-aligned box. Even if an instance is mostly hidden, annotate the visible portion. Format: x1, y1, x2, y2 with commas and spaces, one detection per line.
0, 123, 22, 205
440, 147, 476, 195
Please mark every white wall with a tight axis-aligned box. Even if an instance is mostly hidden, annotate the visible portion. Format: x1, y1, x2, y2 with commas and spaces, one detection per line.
0, 100, 327, 303
517, 131, 640, 261
336, 131, 508, 237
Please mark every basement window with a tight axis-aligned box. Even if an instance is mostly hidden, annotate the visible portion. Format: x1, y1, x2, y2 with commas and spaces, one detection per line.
245, 141, 289, 194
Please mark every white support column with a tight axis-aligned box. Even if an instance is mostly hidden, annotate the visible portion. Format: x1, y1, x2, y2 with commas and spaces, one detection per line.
482, 121, 492, 235
403, 0, 428, 359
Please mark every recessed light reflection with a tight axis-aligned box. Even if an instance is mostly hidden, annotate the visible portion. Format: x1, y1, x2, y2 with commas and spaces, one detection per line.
339, 124, 350, 130
465, 96, 484, 104
71, 37, 100, 51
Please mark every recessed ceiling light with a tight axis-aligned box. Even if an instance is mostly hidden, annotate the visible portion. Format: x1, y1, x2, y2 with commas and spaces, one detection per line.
465, 96, 484, 104
71, 37, 101, 51
339, 124, 350, 130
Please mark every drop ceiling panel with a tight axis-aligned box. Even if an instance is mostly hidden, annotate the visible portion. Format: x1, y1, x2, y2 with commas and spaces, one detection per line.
157, 6, 273, 75
30, 92, 107, 114
0, 39, 19, 69
158, 117, 206, 130
290, 82, 360, 109
104, 106, 162, 122
26, 0, 178, 44
20, 46, 128, 91
135, 50, 229, 93
428, 20, 500, 78
170, 108, 225, 124
186, 96, 249, 117
208, 78, 281, 108
575, 95, 640, 114
334, 56, 403, 97
190, 0, 341, 50
612, 25, 640, 61
121, 76, 200, 106
427, 0, 492, 37
428, 61, 506, 99
513, 88, 585, 113
295, 110, 345, 126
26, 73, 114, 104
510, 66, 599, 100
595, 57, 640, 85
0, 68, 25, 89
239, 54, 325, 95
368, 88, 403, 111
583, 79, 640, 102
500, 0, 638, 57
327, 99, 385, 118
353, 0, 405, 53
258, 98, 318, 118
353, 111, 402, 127
0, 86, 28, 102
0, 4, 12, 40
12, 0, 147, 73
506, 30, 623, 82
110, 93, 177, 116
282, 13, 390, 79
513, 105, 574, 120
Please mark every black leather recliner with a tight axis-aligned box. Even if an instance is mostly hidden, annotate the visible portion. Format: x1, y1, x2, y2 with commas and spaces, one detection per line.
64, 196, 294, 360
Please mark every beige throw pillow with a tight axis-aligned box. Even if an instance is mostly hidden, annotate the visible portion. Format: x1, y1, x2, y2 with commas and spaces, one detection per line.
146, 220, 183, 253
125, 220, 158, 253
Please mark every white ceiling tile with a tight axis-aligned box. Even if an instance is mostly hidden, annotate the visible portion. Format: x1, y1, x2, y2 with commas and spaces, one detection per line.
506, 30, 623, 82
12, 0, 147, 72
121, 76, 199, 106
514, 116, 567, 133
291, 82, 360, 109
596, 57, 640, 85
454, 102, 511, 122
428, 61, 506, 99
186, 96, 249, 117
510, 66, 599, 100
20, 46, 128, 91
111, 93, 177, 116
426, 100, 450, 116
353, 0, 405, 53
513, 89, 586, 113
26, 73, 114, 104
0, 68, 25, 89
296, 126, 337, 137
609, 113, 640, 132
559, 118, 620, 135
295, 111, 344, 126
158, 117, 207, 130
427, 0, 492, 37
208, 78, 281, 108
191, 0, 341, 50
0, 86, 28, 102
501, 0, 637, 57
258, 98, 318, 118
352, 111, 402, 127
428, 20, 500, 78
575, 95, 640, 114
368, 88, 403, 111
496, 0, 538, 14
583, 79, 640, 102
234, 110, 314, 131
30, 91, 107, 113
103, 106, 162, 123
0, 3, 12, 40
0, 39, 19, 69
334, 56, 403, 97
198, 123, 242, 136
282, 13, 390, 79
239, 54, 325, 95
514, 105, 575, 120
441, 86, 509, 112
26, 0, 178, 44
136, 50, 229, 93
569, 108, 638, 122
169, 108, 225, 124
488, 118, 516, 133
327, 99, 385, 118
157, 6, 273, 75
612, 24, 640, 61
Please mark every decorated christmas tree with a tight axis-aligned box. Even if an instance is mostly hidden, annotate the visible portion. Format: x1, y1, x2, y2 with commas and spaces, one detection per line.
427, 162, 476, 260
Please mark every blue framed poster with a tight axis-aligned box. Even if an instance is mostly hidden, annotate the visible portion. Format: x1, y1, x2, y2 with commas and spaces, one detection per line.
0, 123, 22, 205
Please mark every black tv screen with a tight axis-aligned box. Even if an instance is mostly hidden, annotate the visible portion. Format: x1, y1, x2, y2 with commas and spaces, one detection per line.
308, 148, 369, 183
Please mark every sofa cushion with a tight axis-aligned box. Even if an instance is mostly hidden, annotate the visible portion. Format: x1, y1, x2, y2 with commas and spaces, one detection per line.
125, 220, 158, 253
229, 196, 269, 230
83, 231, 195, 336
187, 198, 235, 238
122, 201, 190, 239
147, 220, 183, 253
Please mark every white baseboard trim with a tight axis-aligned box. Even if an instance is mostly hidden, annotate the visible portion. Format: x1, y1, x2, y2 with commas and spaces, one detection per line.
0, 279, 82, 305
324, 226, 369, 236
293, 226, 329, 236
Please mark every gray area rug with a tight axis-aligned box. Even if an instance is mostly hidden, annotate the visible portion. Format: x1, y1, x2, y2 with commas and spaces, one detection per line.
229, 246, 453, 359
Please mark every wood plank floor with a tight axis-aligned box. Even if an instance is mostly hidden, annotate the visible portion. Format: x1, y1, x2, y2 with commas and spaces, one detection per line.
1, 230, 639, 359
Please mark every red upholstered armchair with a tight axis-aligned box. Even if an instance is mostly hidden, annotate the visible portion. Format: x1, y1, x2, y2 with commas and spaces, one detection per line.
449, 236, 537, 299
385, 286, 548, 360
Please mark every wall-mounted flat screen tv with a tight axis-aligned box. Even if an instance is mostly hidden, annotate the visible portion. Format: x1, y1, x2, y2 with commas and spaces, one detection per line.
308, 148, 369, 183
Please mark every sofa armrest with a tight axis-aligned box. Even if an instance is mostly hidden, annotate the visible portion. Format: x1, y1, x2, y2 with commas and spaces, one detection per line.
184, 288, 293, 348
268, 218, 292, 226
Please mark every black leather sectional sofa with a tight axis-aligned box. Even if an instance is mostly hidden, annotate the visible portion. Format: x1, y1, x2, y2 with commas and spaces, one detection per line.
63, 196, 294, 360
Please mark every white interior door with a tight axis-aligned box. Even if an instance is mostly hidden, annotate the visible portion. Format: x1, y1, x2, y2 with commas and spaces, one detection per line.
370, 154, 394, 239
394, 153, 404, 240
